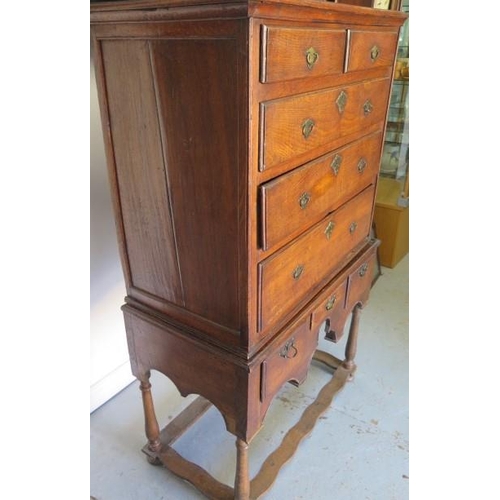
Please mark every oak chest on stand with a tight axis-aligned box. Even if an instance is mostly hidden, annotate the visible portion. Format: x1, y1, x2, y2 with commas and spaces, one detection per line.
91, 0, 406, 497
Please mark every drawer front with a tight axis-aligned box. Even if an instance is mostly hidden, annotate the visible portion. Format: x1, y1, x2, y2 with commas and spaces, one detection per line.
346, 251, 378, 309
260, 132, 383, 250
261, 25, 346, 84
260, 78, 390, 172
260, 320, 318, 404
347, 30, 399, 72
310, 279, 348, 342
259, 185, 375, 331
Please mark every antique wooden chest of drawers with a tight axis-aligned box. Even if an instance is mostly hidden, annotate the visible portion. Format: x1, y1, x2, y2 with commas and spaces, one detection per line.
91, 0, 406, 497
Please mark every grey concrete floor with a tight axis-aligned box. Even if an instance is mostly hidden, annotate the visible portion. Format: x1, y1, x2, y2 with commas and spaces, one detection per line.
90, 255, 409, 500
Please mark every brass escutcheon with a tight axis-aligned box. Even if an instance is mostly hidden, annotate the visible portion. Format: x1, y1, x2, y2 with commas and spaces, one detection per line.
359, 263, 369, 277
292, 264, 304, 280
357, 158, 367, 173
280, 338, 298, 359
363, 100, 374, 116
305, 47, 319, 69
330, 154, 342, 176
299, 192, 311, 209
336, 90, 348, 114
349, 222, 358, 234
370, 45, 380, 62
325, 294, 337, 311
325, 221, 335, 240
302, 118, 315, 139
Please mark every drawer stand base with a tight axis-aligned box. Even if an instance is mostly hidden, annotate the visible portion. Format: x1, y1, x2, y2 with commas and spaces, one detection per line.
141, 350, 354, 499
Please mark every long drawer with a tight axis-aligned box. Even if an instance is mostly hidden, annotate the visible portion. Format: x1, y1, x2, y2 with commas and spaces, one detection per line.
258, 185, 375, 331
259, 78, 391, 172
260, 131, 383, 251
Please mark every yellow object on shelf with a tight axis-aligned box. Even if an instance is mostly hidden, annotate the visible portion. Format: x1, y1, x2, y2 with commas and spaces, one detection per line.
374, 177, 409, 268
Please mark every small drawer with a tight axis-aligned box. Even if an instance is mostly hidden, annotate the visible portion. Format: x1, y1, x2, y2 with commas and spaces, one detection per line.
260, 132, 383, 250
260, 25, 346, 84
260, 78, 391, 172
347, 30, 399, 72
346, 252, 378, 309
310, 279, 349, 343
260, 320, 318, 405
258, 185, 375, 331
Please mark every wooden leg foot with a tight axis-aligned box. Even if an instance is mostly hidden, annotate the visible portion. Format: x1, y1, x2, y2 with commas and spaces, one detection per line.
342, 305, 361, 378
146, 455, 163, 466
234, 438, 250, 500
134, 366, 351, 499
139, 373, 162, 458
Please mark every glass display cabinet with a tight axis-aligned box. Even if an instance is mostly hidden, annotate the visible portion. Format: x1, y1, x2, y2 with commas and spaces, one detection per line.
373, 0, 409, 268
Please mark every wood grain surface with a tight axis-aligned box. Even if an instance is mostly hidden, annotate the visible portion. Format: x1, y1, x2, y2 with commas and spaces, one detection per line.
258, 185, 375, 331
260, 131, 383, 251
260, 78, 391, 172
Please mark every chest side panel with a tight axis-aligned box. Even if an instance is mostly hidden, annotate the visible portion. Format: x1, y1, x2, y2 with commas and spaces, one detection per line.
150, 38, 241, 331
96, 21, 248, 340
101, 40, 184, 303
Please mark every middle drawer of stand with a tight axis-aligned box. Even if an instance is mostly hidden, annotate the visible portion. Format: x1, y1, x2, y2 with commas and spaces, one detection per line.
260, 131, 383, 251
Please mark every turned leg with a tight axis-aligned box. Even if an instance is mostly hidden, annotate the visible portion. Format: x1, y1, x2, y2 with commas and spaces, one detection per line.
343, 304, 361, 376
234, 438, 250, 500
139, 372, 162, 464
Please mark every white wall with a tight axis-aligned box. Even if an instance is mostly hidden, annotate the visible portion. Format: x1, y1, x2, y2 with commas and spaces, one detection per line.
90, 46, 134, 412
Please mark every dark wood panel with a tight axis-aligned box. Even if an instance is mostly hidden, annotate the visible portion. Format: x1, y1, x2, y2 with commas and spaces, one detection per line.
123, 306, 244, 435
92, 18, 242, 39
150, 38, 241, 331
91, 0, 245, 11
125, 293, 242, 351
101, 40, 183, 303
336, 0, 372, 7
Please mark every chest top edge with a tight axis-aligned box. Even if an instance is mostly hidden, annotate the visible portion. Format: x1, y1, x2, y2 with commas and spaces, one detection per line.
90, 0, 407, 27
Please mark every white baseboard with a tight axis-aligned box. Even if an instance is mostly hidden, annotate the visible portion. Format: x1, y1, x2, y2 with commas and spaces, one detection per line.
90, 361, 135, 413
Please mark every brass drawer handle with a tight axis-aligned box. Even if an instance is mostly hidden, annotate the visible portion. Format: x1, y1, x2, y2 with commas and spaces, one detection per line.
349, 222, 358, 234
280, 338, 298, 359
305, 47, 319, 69
302, 118, 315, 139
359, 263, 369, 277
292, 264, 304, 280
324, 221, 335, 240
299, 192, 311, 209
325, 294, 337, 311
357, 158, 367, 173
370, 45, 380, 62
363, 99, 374, 116
336, 90, 347, 114
330, 154, 342, 176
